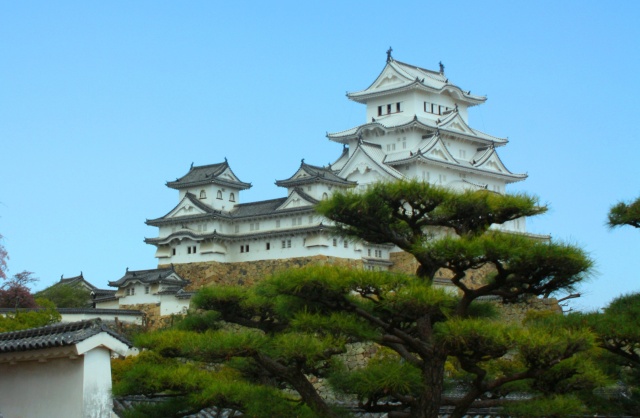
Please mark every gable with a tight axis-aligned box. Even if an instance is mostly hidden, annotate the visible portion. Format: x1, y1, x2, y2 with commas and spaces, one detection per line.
276, 190, 316, 211
338, 147, 402, 183
420, 136, 457, 164
374, 72, 403, 90
440, 113, 474, 135
219, 167, 241, 183
481, 155, 506, 173
166, 197, 209, 219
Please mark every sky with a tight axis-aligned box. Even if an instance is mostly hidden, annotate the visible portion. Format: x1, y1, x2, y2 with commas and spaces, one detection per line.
1, 1, 639, 311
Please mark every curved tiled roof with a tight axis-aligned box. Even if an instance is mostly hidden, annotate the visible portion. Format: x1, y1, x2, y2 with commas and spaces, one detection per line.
347, 58, 486, 106
109, 266, 189, 288
145, 224, 331, 246
146, 192, 221, 226
166, 161, 251, 191
0, 319, 132, 353
327, 113, 506, 145
276, 161, 356, 188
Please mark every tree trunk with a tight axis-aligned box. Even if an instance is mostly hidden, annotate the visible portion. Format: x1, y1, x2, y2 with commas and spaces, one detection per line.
255, 353, 340, 418
413, 353, 447, 418
285, 369, 340, 418
449, 388, 481, 418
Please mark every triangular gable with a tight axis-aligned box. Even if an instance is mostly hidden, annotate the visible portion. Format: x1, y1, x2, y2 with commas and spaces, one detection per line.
355, 62, 416, 97
439, 112, 475, 135
474, 149, 508, 174
373, 67, 406, 90
472, 148, 526, 182
276, 190, 317, 211
420, 136, 458, 164
165, 194, 211, 219
338, 144, 403, 183
218, 166, 242, 184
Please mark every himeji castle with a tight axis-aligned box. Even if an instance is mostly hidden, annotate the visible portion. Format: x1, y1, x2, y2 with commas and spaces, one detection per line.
145, 51, 527, 271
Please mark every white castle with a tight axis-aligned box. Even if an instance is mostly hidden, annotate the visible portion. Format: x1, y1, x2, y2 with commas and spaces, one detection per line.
145, 51, 527, 271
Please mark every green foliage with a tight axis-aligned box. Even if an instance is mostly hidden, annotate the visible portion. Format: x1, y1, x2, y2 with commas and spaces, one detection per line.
608, 196, 640, 229
34, 283, 91, 308
502, 395, 586, 417
118, 181, 597, 418
436, 318, 517, 361
330, 353, 422, 401
0, 298, 61, 332
564, 293, 640, 415
113, 351, 320, 418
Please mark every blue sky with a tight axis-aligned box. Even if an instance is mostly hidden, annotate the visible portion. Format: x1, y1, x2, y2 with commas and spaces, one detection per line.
1, 1, 638, 311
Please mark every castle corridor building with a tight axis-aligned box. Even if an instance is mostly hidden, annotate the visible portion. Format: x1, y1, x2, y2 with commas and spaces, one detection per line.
145, 53, 526, 272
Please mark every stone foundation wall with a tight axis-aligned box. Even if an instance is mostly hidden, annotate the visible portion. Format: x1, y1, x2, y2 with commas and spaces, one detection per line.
119, 303, 178, 330
161, 255, 363, 291
155, 253, 560, 327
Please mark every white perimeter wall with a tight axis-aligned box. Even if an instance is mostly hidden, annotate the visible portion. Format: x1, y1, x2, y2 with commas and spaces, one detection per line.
0, 356, 84, 418
82, 348, 114, 418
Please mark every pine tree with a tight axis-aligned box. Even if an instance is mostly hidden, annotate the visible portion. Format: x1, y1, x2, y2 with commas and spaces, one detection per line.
115, 181, 596, 418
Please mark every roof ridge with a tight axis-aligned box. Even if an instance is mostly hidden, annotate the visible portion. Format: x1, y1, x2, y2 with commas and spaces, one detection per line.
0, 318, 101, 340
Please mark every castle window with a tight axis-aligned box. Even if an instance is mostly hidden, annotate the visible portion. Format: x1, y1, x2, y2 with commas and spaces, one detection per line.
322, 192, 328, 200
240, 245, 244, 253
188, 246, 191, 254
250, 222, 260, 231
145, 286, 150, 294
266, 242, 270, 250
281, 240, 286, 249
333, 238, 337, 247
192, 246, 197, 253
199, 190, 206, 199
368, 249, 371, 256
378, 106, 382, 116
172, 248, 176, 256
217, 190, 223, 199
344, 240, 348, 248
229, 193, 235, 202
240, 245, 249, 253
387, 104, 391, 114
287, 239, 291, 248
396, 102, 401, 112
235, 225, 240, 233
276, 220, 281, 228
308, 215, 313, 224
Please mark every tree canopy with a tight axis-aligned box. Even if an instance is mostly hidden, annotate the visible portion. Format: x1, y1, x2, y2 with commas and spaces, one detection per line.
35, 282, 91, 308
0, 298, 61, 332
0, 271, 39, 309
608, 195, 640, 229
115, 181, 596, 418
